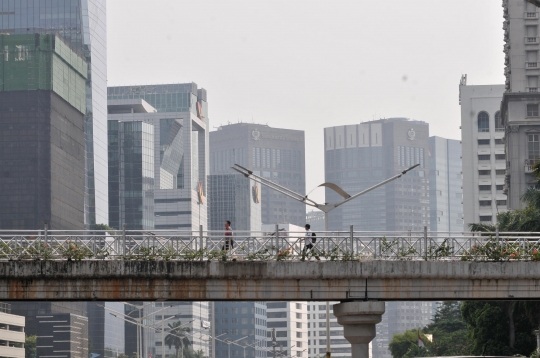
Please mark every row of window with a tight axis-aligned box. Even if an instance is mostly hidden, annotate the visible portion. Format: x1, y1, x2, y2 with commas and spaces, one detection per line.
479, 185, 504, 191
478, 139, 504, 145
477, 111, 503, 132
479, 169, 506, 175
479, 200, 507, 206
478, 154, 506, 161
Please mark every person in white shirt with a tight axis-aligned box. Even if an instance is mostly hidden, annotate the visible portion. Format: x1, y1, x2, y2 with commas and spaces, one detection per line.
301, 224, 319, 261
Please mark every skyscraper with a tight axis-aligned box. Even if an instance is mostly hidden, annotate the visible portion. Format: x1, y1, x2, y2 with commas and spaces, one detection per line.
87, 302, 126, 358
107, 84, 209, 231
501, 0, 540, 210
324, 118, 430, 231
428, 137, 463, 232
0, 33, 86, 230
0, 0, 109, 227
459, 81, 507, 227
208, 174, 262, 232
307, 302, 351, 358
266, 302, 308, 358
210, 123, 306, 227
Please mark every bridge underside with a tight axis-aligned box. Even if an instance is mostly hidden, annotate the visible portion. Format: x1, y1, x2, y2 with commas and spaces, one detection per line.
1, 261, 539, 301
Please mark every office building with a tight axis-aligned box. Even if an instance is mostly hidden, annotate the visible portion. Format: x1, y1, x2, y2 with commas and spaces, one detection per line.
108, 120, 155, 230
36, 313, 88, 358
0, 0, 109, 227
0, 304, 25, 358
87, 302, 125, 358
208, 174, 262, 232
210, 123, 306, 227
372, 302, 436, 358
150, 302, 210, 358
324, 118, 430, 231
501, 0, 540, 210
124, 302, 155, 358
266, 302, 308, 358
214, 302, 267, 358
108, 84, 209, 231
459, 80, 507, 226
307, 302, 350, 358
306, 211, 325, 232
428, 137, 463, 232
0, 33, 86, 230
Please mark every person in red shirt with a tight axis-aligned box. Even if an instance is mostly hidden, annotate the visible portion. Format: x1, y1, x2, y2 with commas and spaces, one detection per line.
223, 220, 234, 251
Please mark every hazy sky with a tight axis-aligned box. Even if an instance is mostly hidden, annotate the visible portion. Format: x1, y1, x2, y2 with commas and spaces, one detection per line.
108, 0, 504, 203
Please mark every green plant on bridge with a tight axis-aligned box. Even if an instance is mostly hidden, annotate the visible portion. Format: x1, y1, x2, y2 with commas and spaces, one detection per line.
59, 241, 94, 260
27, 242, 54, 260
425, 239, 453, 259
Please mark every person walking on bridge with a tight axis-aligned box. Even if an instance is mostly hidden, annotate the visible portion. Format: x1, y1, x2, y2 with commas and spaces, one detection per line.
222, 220, 234, 251
301, 224, 319, 261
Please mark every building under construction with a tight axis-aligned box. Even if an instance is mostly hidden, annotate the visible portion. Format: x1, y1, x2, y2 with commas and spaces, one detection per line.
0, 33, 87, 229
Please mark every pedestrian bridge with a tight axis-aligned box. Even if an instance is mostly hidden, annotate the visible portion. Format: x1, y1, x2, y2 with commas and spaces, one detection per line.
0, 228, 539, 301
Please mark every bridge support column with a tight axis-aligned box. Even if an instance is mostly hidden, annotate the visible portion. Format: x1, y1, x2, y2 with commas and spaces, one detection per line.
333, 301, 385, 358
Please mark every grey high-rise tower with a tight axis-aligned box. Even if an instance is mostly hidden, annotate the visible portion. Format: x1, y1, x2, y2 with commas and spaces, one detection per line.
210, 123, 306, 227
0, 0, 109, 228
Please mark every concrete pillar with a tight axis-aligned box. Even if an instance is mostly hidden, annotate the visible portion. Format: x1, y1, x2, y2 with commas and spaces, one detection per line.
333, 301, 385, 358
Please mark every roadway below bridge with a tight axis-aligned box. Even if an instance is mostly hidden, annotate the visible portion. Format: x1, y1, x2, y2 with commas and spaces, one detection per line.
1, 260, 540, 301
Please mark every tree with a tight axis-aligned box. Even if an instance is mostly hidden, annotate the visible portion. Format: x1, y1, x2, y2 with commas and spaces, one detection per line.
165, 321, 191, 358
117, 355, 129, 358
25, 335, 36, 358
389, 329, 429, 358
424, 302, 473, 356
461, 301, 536, 356
192, 349, 207, 358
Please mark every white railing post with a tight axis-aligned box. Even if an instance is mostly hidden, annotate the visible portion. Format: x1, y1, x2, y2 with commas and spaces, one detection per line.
424, 226, 428, 260
350, 225, 354, 255
199, 225, 204, 260
275, 224, 279, 259
44, 222, 48, 246
122, 224, 126, 257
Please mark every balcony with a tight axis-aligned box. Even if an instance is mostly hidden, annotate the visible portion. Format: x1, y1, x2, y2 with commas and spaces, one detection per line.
525, 159, 540, 173
526, 62, 538, 68
529, 87, 539, 93
525, 37, 539, 44
525, 12, 539, 19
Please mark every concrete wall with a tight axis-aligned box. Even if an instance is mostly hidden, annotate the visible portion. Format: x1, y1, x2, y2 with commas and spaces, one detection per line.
1, 261, 540, 301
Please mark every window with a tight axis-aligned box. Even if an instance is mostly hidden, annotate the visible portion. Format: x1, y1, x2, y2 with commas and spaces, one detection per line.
495, 154, 506, 160
267, 312, 287, 319
296, 303, 302, 310
296, 313, 302, 319
496, 185, 504, 190
528, 134, 540, 161
496, 169, 506, 175
296, 322, 302, 329
296, 332, 302, 338
479, 185, 491, 191
478, 170, 490, 175
231, 318, 237, 324
478, 154, 491, 161
478, 139, 490, 145
495, 139, 505, 145
496, 200, 507, 206
479, 200, 491, 206
478, 112, 490, 132
480, 216, 493, 222
528, 104, 539, 117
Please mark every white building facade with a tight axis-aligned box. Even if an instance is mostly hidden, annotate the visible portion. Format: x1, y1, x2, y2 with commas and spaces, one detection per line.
0, 309, 25, 358
307, 302, 350, 358
459, 80, 507, 227
266, 302, 308, 358
501, 0, 540, 210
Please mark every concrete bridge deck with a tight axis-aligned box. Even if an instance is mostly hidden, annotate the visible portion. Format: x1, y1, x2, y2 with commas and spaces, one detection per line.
1, 260, 539, 301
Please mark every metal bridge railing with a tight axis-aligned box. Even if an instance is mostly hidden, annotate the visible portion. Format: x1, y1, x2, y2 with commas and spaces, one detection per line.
0, 229, 540, 262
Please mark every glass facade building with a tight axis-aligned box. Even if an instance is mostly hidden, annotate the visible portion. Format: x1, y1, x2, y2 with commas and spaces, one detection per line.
215, 302, 267, 358
108, 84, 209, 231
0, 34, 86, 230
88, 302, 125, 358
208, 174, 262, 232
428, 137, 463, 232
108, 120, 154, 230
210, 123, 306, 227
324, 118, 430, 231
0, 0, 109, 228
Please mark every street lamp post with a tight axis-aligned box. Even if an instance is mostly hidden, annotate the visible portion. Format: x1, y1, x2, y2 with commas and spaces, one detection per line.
232, 163, 420, 358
